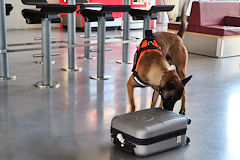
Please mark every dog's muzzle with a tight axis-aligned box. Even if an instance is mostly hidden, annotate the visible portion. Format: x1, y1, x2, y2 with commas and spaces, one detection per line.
162, 96, 177, 111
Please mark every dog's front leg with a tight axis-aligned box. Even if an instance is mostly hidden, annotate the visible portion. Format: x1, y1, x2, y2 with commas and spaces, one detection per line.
159, 98, 163, 109
178, 70, 187, 115
151, 90, 159, 108
180, 90, 186, 115
127, 75, 137, 112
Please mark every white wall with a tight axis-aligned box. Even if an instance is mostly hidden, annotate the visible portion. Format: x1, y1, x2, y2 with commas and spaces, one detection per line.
5, 0, 59, 30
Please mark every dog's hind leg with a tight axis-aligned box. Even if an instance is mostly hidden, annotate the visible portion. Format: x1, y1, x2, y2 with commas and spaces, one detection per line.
151, 90, 159, 108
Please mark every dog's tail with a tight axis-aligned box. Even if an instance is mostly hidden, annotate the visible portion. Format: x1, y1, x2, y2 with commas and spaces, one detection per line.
177, 3, 187, 38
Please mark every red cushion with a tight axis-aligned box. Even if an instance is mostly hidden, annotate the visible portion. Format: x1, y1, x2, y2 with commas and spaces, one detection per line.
187, 25, 240, 36
224, 16, 240, 27
168, 22, 181, 30
189, 2, 240, 26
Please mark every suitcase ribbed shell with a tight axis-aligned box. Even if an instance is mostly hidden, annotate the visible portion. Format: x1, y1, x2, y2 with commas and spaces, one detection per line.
111, 108, 188, 139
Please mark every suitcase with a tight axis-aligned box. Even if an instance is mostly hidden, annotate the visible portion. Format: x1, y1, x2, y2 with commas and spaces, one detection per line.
111, 108, 191, 157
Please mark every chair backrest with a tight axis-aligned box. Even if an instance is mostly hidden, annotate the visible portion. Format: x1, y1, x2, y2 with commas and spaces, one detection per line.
21, 0, 48, 5
188, 1, 240, 26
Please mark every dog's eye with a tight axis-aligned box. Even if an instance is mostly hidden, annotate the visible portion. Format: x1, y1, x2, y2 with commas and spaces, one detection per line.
166, 81, 176, 90
167, 96, 174, 100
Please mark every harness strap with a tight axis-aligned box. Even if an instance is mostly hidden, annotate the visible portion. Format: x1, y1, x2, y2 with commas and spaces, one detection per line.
133, 71, 149, 87
132, 39, 163, 73
132, 31, 164, 88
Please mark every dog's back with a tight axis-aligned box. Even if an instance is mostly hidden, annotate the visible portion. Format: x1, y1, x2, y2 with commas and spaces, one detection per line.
152, 4, 188, 79
153, 3, 187, 68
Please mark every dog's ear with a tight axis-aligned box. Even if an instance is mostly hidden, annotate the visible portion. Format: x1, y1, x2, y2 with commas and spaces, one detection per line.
181, 75, 192, 86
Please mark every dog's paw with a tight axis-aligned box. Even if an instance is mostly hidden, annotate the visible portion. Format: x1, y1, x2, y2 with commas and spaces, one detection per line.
179, 111, 185, 115
130, 107, 136, 112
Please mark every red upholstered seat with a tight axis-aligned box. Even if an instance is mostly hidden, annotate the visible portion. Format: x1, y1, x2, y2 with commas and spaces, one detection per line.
168, 1, 240, 36
224, 16, 240, 27
187, 1, 240, 36
187, 25, 240, 36
168, 22, 181, 31
188, 2, 240, 26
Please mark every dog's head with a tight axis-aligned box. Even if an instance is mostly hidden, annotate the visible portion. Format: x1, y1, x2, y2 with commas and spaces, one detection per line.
159, 69, 192, 111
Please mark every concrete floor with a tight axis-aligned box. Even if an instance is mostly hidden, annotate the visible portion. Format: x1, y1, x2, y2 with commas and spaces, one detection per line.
1, 27, 240, 160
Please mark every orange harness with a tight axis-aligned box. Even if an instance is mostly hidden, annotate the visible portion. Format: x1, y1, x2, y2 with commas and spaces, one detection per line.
132, 38, 163, 87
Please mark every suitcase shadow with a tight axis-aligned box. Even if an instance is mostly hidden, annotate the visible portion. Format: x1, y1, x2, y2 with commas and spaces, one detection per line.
110, 144, 190, 160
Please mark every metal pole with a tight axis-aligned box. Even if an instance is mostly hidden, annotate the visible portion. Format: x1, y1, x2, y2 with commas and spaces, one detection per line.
42, 18, 52, 86
68, 0, 76, 69
62, 0, 81, 71
35, 17, 59, 88
122, 0, 130, 63
84, 20, 91, 58
0, 0, 15, 80
116, 0, 131, 64
90, 16, 110, 80
143, 15, 151, 38
97, 16, 105, 78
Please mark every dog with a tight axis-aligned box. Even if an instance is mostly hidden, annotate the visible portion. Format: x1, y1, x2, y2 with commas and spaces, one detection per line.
127, 5, 192, 114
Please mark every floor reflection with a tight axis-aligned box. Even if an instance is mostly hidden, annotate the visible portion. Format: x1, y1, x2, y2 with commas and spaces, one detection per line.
227, 93, 240, 159
115, 64, 129, 114
109, 144, 188, 160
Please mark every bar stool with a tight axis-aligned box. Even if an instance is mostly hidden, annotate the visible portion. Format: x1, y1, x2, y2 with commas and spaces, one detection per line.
21, 0, 77, 88
79, 5, 130, 80
78, 3, 107, 60
129, 5, 174, 38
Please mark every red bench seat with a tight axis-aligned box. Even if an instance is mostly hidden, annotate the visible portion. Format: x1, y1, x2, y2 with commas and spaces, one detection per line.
187, 25, 240, 36
168, 1, 240, 58
168, 2, 240, 36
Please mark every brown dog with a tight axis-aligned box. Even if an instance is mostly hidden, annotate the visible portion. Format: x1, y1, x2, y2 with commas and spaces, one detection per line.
127, 6, 192, 114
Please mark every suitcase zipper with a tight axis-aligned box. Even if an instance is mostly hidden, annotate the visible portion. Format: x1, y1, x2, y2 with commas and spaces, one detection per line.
111, 127, 187, 145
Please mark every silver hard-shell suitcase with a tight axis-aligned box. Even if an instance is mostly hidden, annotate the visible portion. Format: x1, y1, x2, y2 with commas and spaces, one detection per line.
111, 108, 191, 157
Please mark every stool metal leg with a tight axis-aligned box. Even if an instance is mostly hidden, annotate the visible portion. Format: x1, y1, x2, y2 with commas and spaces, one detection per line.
79, 20, 95, 59
116, 1, 132, 64
90, 16, 110, 80
143, 15, 151, 38
35, 18, 59, 88
33, 52, 57, 64
33, 52, 60, 64
61, 0, 82, 72
0, 0, 16, 80
84, 21, 91, 58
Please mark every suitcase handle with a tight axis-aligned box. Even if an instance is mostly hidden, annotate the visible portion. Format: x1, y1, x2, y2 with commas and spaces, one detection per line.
187, 118, 191, 125
117, 133, 125, 147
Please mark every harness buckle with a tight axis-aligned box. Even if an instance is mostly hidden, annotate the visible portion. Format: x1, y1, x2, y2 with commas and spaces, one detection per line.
148, 41, 154, 46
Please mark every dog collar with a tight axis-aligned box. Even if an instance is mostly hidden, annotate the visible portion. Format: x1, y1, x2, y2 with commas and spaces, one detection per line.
134, 76, 149, 87
133, 71, 149, 87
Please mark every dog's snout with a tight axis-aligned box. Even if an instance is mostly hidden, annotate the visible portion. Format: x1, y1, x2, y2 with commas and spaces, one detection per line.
162, 97, 176, 111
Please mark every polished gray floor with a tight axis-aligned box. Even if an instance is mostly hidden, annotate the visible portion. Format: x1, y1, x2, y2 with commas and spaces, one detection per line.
1, 26, 240, 160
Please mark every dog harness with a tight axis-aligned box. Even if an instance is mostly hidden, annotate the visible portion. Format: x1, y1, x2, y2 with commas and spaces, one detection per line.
132, 37, 164, 87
